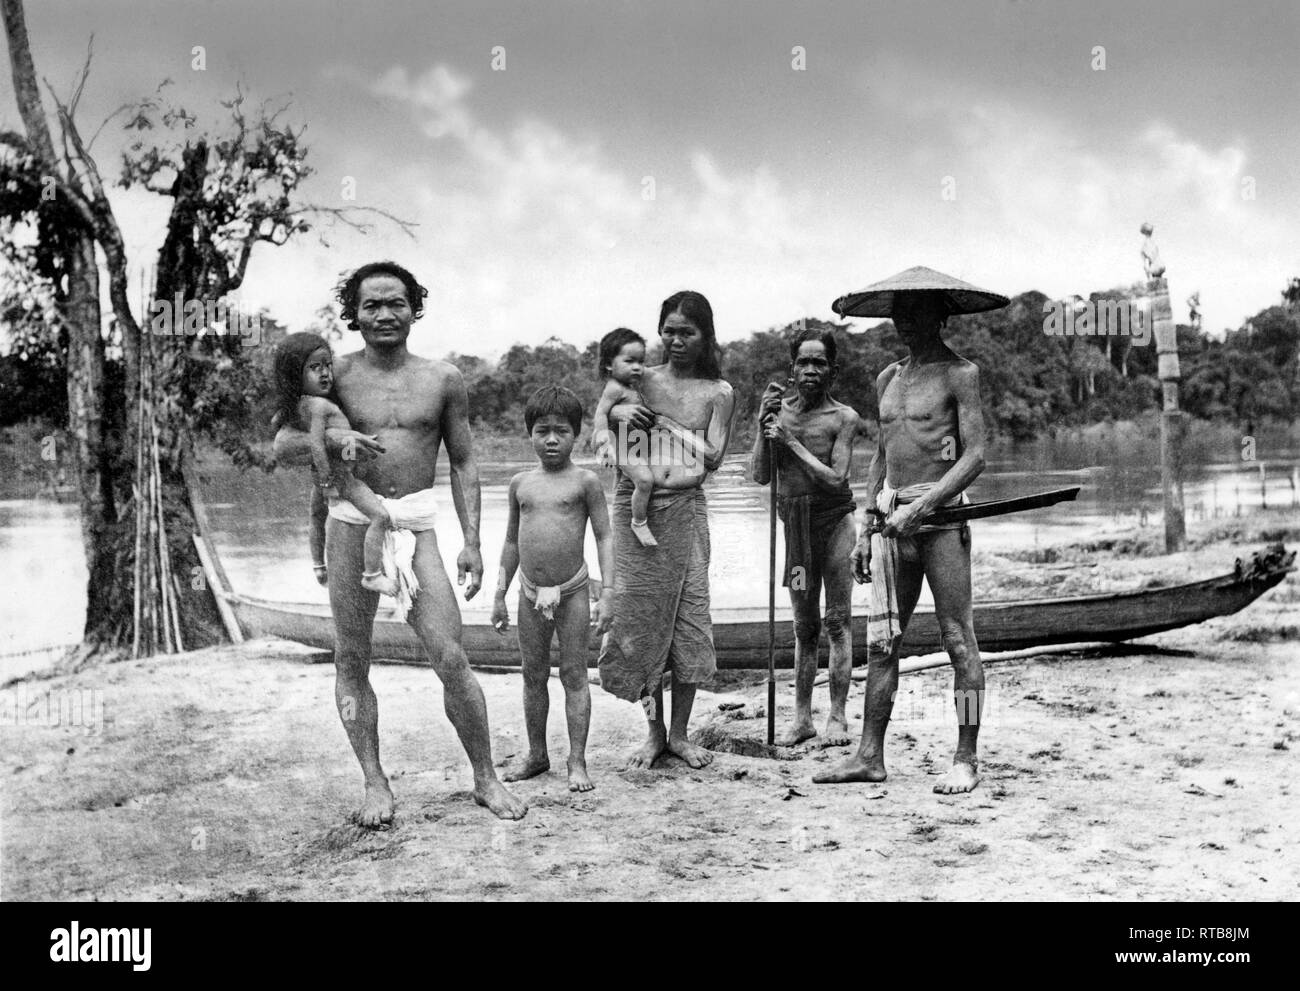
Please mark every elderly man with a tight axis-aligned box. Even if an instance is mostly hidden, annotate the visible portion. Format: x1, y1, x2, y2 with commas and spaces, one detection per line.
814, 266, 1008, 795
274, 260, 526, 826
749, 327, 858, 747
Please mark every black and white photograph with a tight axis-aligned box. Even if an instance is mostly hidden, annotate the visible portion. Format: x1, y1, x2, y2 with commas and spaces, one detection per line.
0, 0, 1296, 925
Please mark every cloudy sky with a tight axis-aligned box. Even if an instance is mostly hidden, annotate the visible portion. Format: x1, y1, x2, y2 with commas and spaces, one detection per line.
5, 0, 1297, 356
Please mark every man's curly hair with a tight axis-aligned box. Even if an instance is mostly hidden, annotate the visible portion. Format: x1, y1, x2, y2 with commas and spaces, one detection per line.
334, 261, 429, 329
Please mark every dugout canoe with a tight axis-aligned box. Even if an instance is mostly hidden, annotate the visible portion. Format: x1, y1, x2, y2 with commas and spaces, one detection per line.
199, 538, 1294, 669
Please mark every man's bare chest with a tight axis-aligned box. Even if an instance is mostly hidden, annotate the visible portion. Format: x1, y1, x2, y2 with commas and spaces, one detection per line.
782, 404, 839, 453
338, 372, 442, 431
880, 370, 956, 424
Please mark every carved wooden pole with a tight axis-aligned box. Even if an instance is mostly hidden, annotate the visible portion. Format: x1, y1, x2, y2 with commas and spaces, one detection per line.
1149, 276, 1187, 552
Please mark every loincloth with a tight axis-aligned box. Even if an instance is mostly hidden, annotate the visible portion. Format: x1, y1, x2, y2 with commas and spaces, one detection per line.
520, 562, 589, 621
328, 488, 438, 620
868, 481, 969, 651
776, 486, 856, 588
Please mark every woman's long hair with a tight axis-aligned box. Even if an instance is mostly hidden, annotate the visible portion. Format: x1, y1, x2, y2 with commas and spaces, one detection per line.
271, 332, 336, 429
658, 290, 722, 380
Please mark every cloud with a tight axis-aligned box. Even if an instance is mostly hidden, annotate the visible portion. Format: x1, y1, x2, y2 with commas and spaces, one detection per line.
360, 62, 831, 351
372, 65, 474, 141
858, 56, 1286, 334
370, 65, 644, 251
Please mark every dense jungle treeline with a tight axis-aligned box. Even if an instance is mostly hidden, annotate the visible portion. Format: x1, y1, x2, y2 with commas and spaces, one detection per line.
4, 284, 1298, 453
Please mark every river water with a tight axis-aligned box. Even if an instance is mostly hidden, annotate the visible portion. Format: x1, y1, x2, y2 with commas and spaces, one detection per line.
3, 448, 1297, 679
198, 451, 1298, 615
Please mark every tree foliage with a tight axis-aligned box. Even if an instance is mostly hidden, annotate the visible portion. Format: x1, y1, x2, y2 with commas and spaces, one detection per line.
441, 284, 1300, 449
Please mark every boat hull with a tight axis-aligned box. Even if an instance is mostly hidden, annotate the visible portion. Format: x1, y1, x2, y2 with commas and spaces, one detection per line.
223, 548, 1292, 668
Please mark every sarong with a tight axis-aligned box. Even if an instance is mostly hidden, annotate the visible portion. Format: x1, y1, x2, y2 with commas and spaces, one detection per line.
328, 487, 438, 620
776, 486, 856, 588
867, 481, 969, 652
597, 474, 716, 702
519, 562, 589, 621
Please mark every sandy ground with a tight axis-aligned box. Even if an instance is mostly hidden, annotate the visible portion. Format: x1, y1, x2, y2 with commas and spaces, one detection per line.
3, 539, 1298, 901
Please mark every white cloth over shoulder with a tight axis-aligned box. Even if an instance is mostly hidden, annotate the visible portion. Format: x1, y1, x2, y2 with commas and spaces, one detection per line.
328, 488, 438, 620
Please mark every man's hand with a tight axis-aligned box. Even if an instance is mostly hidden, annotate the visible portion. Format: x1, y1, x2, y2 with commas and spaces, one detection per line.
882, 501, 926, 539
608, 402, 655, 433
491, 595, 509, 633
457, 545, 484, 600
759, 381, 786, 420
762, 415, 793, 447
850, 534, 873, 584
330, 429, 385, 464
592, 590, 614, 635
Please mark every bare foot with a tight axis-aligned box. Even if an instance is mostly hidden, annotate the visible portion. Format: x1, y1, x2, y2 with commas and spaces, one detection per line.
625, 725, 667, 770
473, 777, 529, 820
502, 751, 550, 783
776, 721, 818, 747
812, 753, 887, 784
630, 519, 658, 547
666, 734, 714, 769
567, 758, 595, 792
821, 717, 854, 747
361, 572, 399, 597
354, 778, 395, 829
933, 761, 980, 794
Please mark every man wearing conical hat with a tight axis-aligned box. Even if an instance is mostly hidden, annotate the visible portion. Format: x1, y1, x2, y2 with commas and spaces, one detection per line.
814, 266, 1008, 795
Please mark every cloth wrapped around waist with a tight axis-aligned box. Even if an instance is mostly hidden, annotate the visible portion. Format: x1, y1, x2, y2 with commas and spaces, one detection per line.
328, 488, 438, 620
597, 476, 716, 702
776, 486, 856, 588
867, 481, 969, 652
519, 562, 589, 621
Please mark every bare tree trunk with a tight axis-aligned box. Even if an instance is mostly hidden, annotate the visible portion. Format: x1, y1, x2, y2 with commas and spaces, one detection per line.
64, 239, 125, 640
1, 0, 54, 161
4, 0, 123, 645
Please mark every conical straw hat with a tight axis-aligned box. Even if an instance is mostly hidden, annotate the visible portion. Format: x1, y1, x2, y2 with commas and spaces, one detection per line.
831, 265, 1009, 318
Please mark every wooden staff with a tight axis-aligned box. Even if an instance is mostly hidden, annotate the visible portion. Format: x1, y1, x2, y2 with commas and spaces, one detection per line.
764, 376, 793, 747
767, 433, 777, 746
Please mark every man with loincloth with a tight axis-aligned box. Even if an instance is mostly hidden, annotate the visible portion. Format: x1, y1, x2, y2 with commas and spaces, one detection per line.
274, 260, 526, 826
815, 267, 1008, 795
749, 326, 858, 747
598, 290, 737, 770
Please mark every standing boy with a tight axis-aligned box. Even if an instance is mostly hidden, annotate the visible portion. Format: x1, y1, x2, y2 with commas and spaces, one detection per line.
492, 386, 616, 792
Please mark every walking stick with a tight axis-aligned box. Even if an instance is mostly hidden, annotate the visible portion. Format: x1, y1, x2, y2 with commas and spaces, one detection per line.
767, 435, 777, 746
764, 377, 790, 747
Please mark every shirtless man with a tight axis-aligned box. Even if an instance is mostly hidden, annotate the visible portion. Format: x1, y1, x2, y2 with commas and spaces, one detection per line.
274, 261, 526, 825
749, 327, 858, 746
815, 290, 988, 794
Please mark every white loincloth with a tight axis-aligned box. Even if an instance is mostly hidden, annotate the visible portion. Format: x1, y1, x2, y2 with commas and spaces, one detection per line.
328, 488, 438, 620
519, 562, 590, 621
